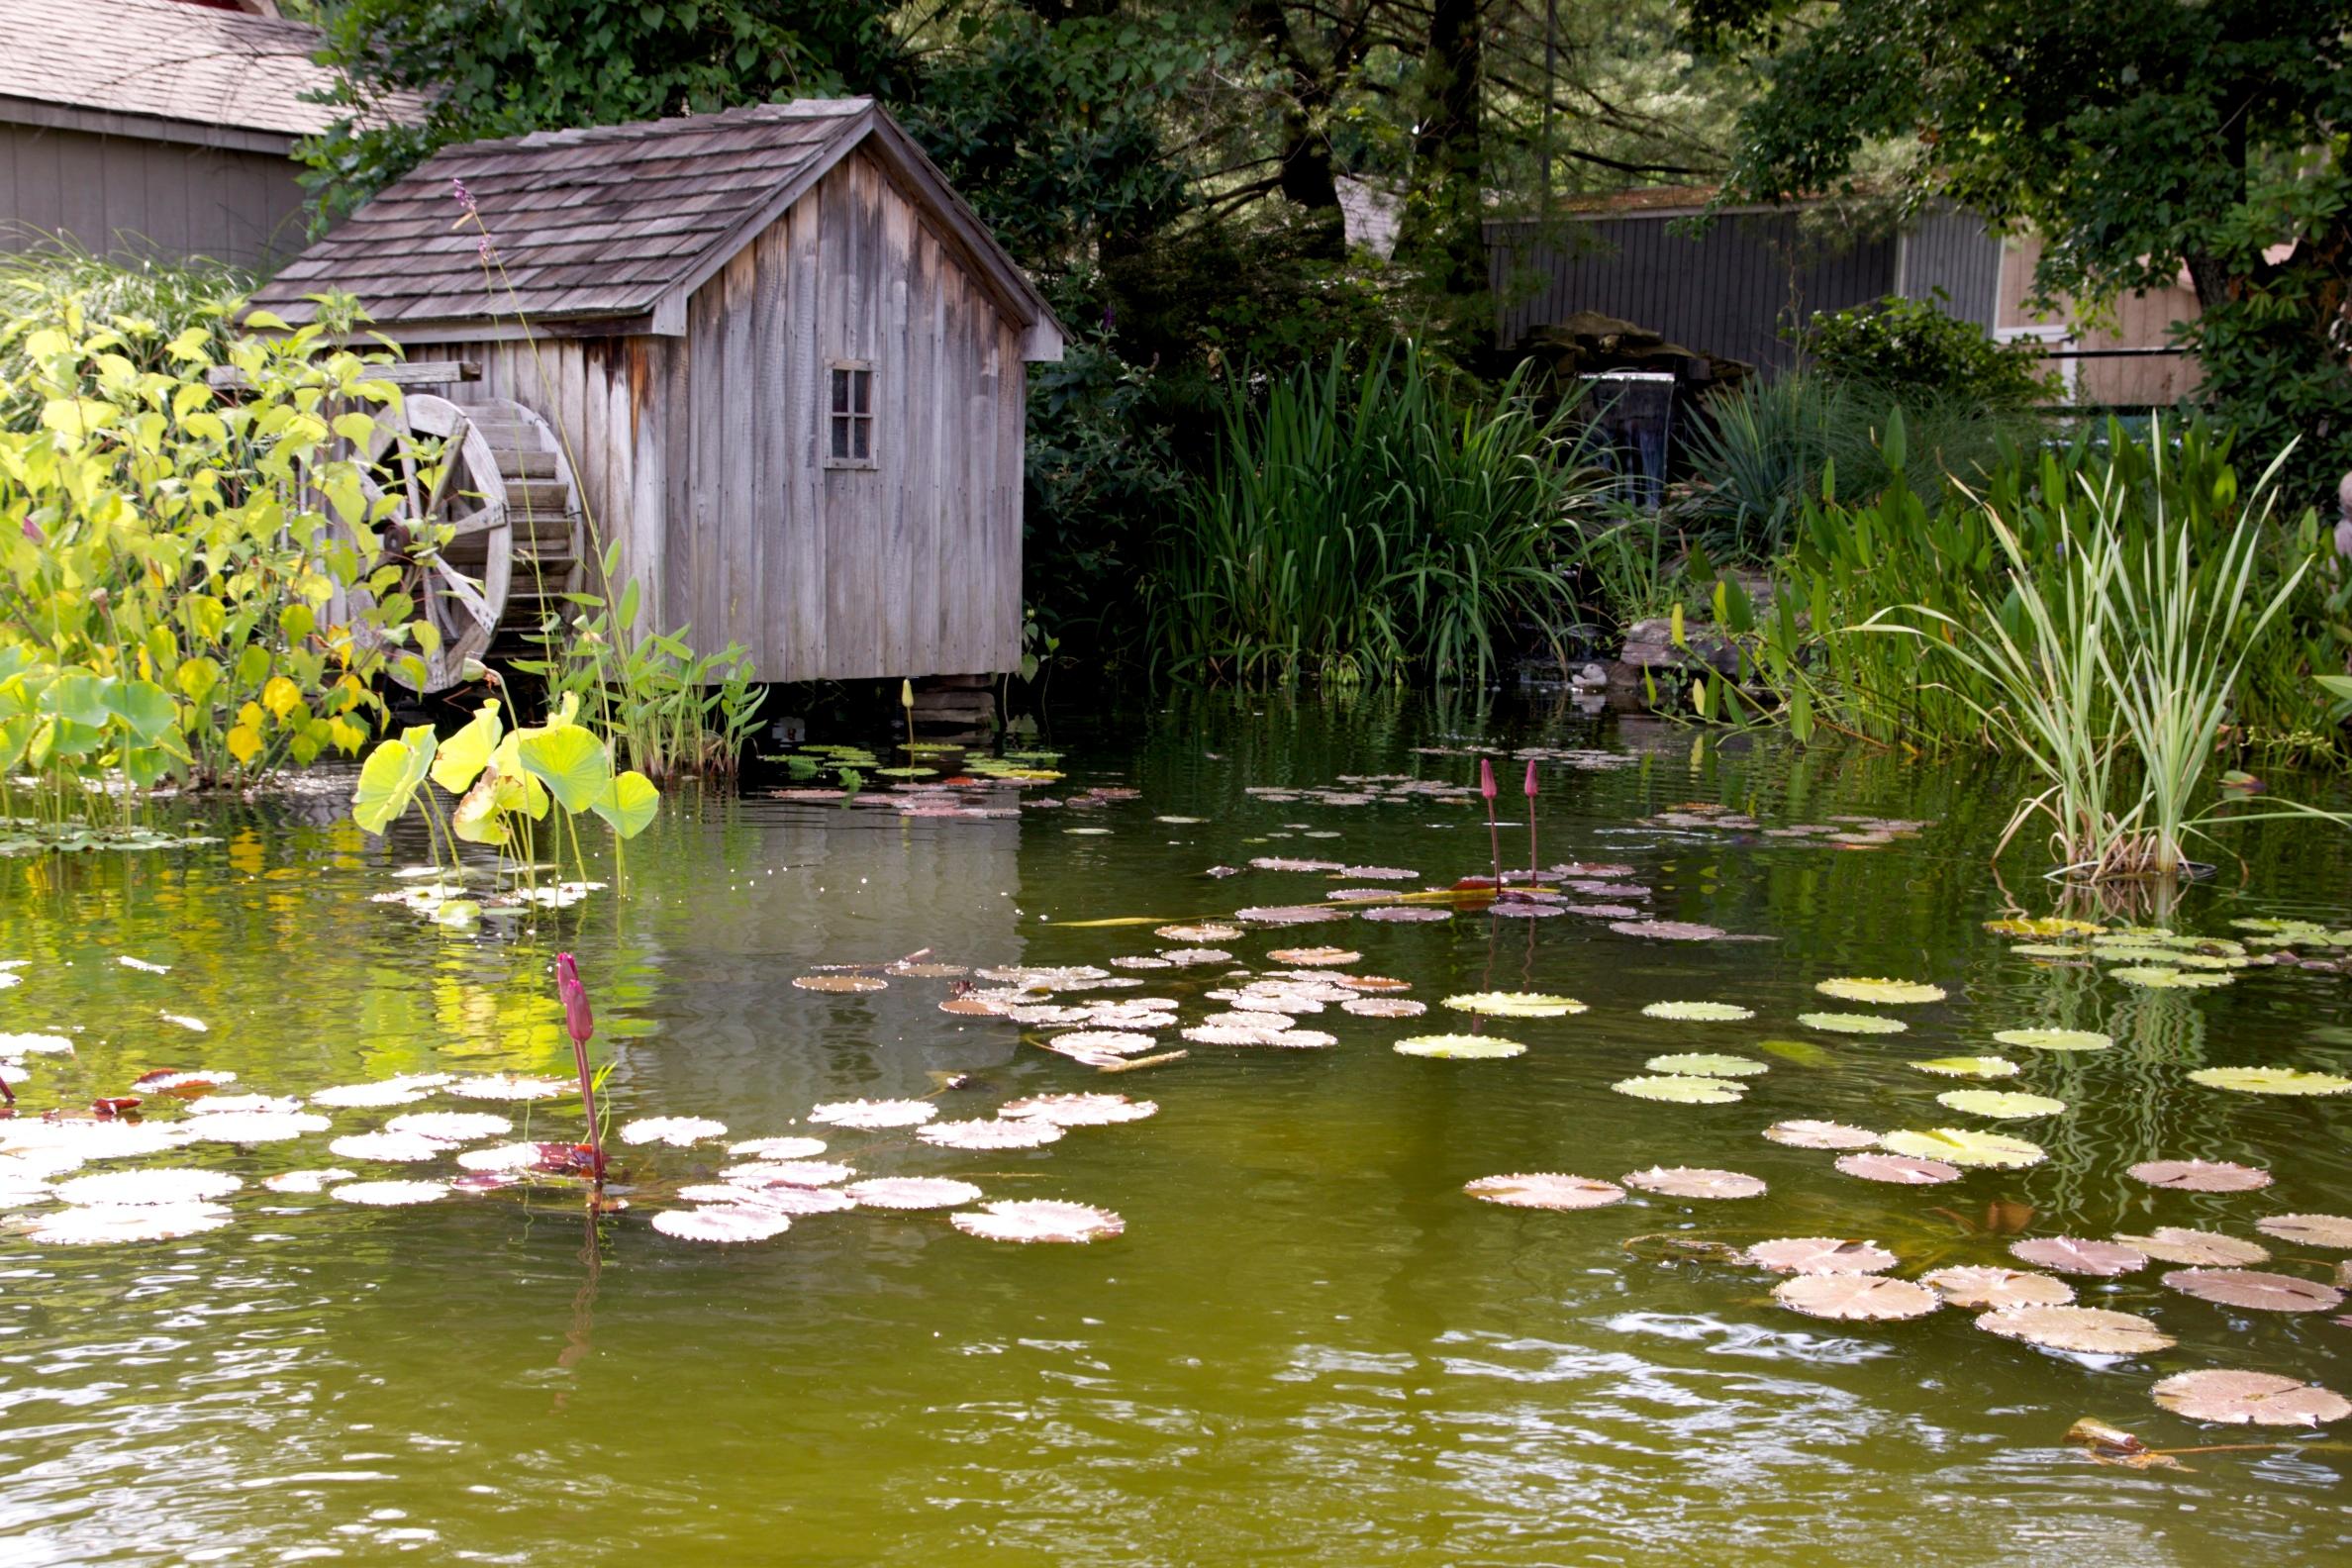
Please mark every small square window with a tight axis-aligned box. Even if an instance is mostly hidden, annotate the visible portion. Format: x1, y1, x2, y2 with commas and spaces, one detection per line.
828, 361, 874, 467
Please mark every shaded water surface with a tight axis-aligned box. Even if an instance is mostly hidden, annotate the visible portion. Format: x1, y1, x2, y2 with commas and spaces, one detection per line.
2, 696, 2349, 1565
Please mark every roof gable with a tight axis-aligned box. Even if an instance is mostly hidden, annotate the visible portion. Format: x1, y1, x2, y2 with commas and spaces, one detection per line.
249, 100, 1062, 355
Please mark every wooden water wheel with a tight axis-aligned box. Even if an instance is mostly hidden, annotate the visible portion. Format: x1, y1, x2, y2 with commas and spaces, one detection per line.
339, 393, 585, 692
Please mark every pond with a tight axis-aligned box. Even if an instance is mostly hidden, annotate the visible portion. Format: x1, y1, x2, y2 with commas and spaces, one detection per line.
3, 693, 2350, 1565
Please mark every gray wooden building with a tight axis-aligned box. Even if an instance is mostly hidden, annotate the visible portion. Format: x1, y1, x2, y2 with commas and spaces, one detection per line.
0, 0, 390, 268
246, 100, 1064, 690
1487, 193, 2002, 372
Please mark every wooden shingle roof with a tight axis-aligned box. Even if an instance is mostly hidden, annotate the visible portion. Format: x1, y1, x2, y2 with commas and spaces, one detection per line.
249, 100, 1061, 349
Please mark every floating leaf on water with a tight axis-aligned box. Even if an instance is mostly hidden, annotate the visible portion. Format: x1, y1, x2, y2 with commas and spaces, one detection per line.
330, 1130, 450, 1164
1155, 816, 1205, 825
1835, 1152, 1962, 1185
809, 1099, 936, 1129
890, 962, 969, 979
159, 1013, 209, 1032
385, 1112, 513, 1144
844, 1177, 984, 1211
2151, 1369, 2352, 1426
1395, 1034, 1525, 1060
2162, 1267, 2344, 1313
718, 1183, 856, 1215
1267, 947, 1360, 966
1038, 1030, 1159, 1064
1978, 1305, 2175, 1355
1612, 1074, 1745, 1104
1775, 1274, 1940, 1321
1197, 1011, 1298, 1032
310, 1074, 452, 1108
53, 1168, 241, 1207
1463, 1173, 1625, 1210
1155, 924, 1243, 942
2009, 1237, 2147, 1277
331, 1180, 449, 1207
1936, 1090, 2067, 1120
454, 1142, 544, 1173
918, 1118, 1064, 1150
1984, 917, 2104, 937
2254, 1213, 2352, 1248
1235, 905, 1350, 926
30, 1201, 232, 1244
188, 1111, 331, 1143
446, 1073, 571, 1102
1155, 947, 1236, 965
1814, 977, 1947, 1005
2110, 966, 2232, 989
1801, 1013, 1909, 1035
1880, 1127, 2045, 1168
1489, 900, 1566, 919
262, 1168, 355, 1194
1359, 907, 1452, 923
1640, 1001, 1756, 1022
1007, 1005, 1096, 1027
2126, 1157, 2271, 1193
2113, 1227, 2271, 1267
619, 1117, 729, 1148
1911, 1056, 2018, 1079
728, 1136, 829, 1160
185, 1094, 306, 1117
2187, 1066, 2352, 1097
952, 1199, 1124, 1243
1745, 1236, 1897, 1274
1111, 955, 1174, 970
1755, 1037, 1836, 1069
1623, 1166, 1766, 1200
1000, 1093, 1157, 1127
793, 974, 889, 994
1341, 997, 1426, 1019
1441, 992, 1586, 1018
1992, 1029, 2112, 1053
1607, 920, 1732, 941
1763, 1120, 1877, 1149
1921, 1265, 2074, 1309
2009, 942, 2094, 959
0, 1031, 74, 1057
1646, 1052, 1767, 1078
1249, 857, 1344, 873
1334, 865, 1421, 881
652, 1206, 792, 1243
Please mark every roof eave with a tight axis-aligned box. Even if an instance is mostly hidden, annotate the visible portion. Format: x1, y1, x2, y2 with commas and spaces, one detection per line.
0, 93, 297, 154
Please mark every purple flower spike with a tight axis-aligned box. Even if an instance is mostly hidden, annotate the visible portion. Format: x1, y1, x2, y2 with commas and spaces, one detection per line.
450, 176, 475, 211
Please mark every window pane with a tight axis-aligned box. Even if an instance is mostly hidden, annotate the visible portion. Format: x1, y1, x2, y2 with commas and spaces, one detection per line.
831, 415, 848, 460
851, 369, 870, 415
851, 418, 869, 461
831, 367, 849, 414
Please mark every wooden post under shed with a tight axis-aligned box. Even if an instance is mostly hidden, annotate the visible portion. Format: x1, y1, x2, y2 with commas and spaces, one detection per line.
245, 99, 1065, 691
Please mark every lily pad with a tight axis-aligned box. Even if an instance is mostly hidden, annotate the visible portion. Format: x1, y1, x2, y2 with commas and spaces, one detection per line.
1608, 920, 1731, 941
1745, 1236, 1897, 1274
999, 1093, 1156, 1127
2127, 1158, 2271, 1193
447, 1074, 571, 1102
1611, 1074, 1746, 1104
2162, 1267, 2344, 1313
385, 1112, 513, 1144
1920, 1265, 2074, 1310
1992, 1029, 2112, 1052
1463, 1173, 1625, 1210
619, 1117, 729, 1148
652, 1206, 792, 1242
1911, 1056, 2019, 1079
843, 1177, 983, 1211
1640, 1002, 1755, 1022
1977, 1305, 2175, 1355
1814, 977, 1947, 1005
1775, 1274, 1940, 1321
29, 1201, 232, 1243
2188, 1066, 2352, 1096
2113, 1227, 2271, 1267
1984, 917, 2103, 937
1359, 906, 1452, 923
1834, 1152, 1963, 1185
53, 1168, 241, 1207
1155, 924, 1242, 942
917, 1119, 1064, 1150
1646, 1052, 1767, 1077
2254, 1213, 2352, 1248
1935, 1090, 2067, 1120
1762, 1120, 1877, 1149
1395, 1034, 1525, 1060
2009, 1237, 2147, 1277
728, 1136, 829, 1160
1441, 991, 1587, 1019
1341, 997, 1426, 1019
2151, 1369, 2352, 1426
1879, 1127, 2046, 1168
331, 1180, 449, 1207
1800, 1013, 1909, 1035
329, 1130, 448, 1163
1268, 947, 1360, 966
793, 975, 888, 993
809, 1099, 936, 1129
2110, 966, 2232, 989
951, 1199, 1124, 1243
1622, 1166, 1766, 1199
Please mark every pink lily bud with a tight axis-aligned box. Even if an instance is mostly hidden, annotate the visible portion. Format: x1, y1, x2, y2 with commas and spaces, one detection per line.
1479, 758, 1496, 801
1523, 759, 1538, 799
555, 952, 593, 1046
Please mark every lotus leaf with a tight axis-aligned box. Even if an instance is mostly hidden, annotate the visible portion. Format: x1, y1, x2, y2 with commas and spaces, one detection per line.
592, 770, 660, 838
351, 725, 438, 835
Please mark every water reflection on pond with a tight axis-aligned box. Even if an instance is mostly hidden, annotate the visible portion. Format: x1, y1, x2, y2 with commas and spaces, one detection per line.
1, 692, 2348, 1565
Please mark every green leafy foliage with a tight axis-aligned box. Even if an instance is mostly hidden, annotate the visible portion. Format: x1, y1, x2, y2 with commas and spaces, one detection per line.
1806, 294, 2057, 409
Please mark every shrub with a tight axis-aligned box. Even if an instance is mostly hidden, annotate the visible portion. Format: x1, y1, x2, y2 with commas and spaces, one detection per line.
1806, 292, 2059, 408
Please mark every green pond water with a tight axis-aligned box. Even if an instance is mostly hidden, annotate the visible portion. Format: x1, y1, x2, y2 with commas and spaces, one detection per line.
4, 695, 2351, 1566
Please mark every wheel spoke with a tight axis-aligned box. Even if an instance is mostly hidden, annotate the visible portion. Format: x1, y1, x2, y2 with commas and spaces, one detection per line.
422, 414, 472, 524
428, 555, 499, 633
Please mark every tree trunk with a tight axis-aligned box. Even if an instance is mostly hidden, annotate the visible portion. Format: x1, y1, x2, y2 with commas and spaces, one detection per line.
1401, 0, 1486, 298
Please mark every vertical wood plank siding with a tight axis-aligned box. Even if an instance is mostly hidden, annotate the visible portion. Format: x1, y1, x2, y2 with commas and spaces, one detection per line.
411, 147, 1024, 683
1, 123, 309, 268
1895, 204, 2001, 327
1489, 211, 1904, 372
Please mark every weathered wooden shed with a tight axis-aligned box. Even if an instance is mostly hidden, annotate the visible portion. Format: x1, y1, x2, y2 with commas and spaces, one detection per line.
246, 99, 1063, 690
